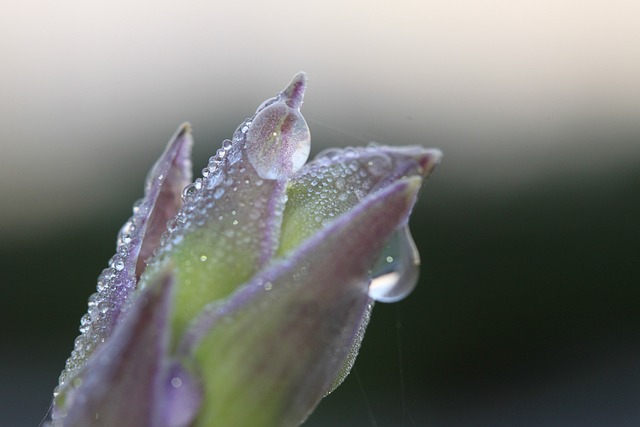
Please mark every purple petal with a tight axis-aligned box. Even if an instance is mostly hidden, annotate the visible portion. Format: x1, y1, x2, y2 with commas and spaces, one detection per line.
137, 123, 194, 277
154, 362, 202, 427
57, 124, 193, 388
53, 267, 177, 427
279, 145, 441, 392
179, 177, 422, 426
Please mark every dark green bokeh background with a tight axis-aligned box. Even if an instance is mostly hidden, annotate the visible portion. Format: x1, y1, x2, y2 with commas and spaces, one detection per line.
2, 141, 639, 426
1, 1, 639, 426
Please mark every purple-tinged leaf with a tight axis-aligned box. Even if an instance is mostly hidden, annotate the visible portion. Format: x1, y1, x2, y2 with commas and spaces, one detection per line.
154, 362, 203, 427
57, 124, 193, 389
179, 177, 422, 427
279, 144, 442, 255
137, 123, 195, 277
53, 267, 197, 427
139, 74, 312, 343
50, 73, 442, 427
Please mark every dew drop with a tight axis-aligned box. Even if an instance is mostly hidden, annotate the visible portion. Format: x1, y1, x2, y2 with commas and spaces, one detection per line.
182, 183, 198, 201
245, 102, 310, 180
87, 294, 98, 307
80, 313, 91, 328
132, 198, 143, 214
98, 301, 109, 313
101, 268, 116, 281
368, 226, 420, 302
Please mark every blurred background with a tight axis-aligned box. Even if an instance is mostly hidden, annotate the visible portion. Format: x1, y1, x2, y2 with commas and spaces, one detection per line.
1, 0, 639, 426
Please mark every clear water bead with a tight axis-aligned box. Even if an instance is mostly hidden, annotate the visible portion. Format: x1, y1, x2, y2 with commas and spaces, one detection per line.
245, 102, 310, 180
368, 226, 420, 302
132, 198, 143, 214
182, 183, 198, 202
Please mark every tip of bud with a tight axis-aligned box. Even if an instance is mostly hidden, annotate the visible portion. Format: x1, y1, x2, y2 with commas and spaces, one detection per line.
282, 72, 307, 110
374, 145, 443, 179
177, 122, 193, 137
416, 148, 443, 178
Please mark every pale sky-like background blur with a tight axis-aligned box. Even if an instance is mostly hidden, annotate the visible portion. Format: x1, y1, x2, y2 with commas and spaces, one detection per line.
1, 0, 638, 237
1, 1, 639, 426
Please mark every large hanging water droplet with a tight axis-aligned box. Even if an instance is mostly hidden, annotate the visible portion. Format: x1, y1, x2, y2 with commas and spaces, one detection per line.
368, 226, 420, 302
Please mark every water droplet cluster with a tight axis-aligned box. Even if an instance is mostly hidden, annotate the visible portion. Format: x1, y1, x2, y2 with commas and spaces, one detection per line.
55, 123, 251, 411
144, 118, 284, 277
135, 116, 298, 342
282, 144, 422, 302
56, 82, 313, 401
144, 76, 311, 279
55, 199, 148, 399
55, 126, 193, 406
281, 146, 394, 247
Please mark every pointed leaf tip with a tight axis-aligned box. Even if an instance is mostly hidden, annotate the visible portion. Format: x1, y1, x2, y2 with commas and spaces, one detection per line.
137, 124, 194, 277
417, 147, 443, 178
282, 72, 307, 109
56, 123, 194, 391
176, 122, 192, 137
54, 268, 176, 427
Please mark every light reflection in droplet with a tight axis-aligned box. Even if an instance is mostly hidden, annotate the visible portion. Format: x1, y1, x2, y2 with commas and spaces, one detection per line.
368, 226, 420, 302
